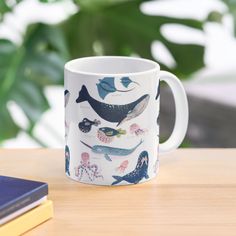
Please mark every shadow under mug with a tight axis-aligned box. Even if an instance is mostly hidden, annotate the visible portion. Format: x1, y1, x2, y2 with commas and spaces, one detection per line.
64, 56, 188, 186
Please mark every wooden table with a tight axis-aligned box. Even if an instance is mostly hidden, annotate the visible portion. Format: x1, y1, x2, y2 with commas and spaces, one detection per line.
0, 149, 236, 236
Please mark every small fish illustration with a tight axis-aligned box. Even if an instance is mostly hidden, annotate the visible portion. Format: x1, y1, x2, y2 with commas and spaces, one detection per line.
96, 77, 134, 99
64, 89, 70, 107
65, 145, 70, 176
120, 77, 140, 88
130, 123, 147, 136
116, 160, 129, 173
97, 127, 126, 143
112, 151, 149, 185
78, 118, 101, 133
76, 85, 150, 126
80, 139, 143, 162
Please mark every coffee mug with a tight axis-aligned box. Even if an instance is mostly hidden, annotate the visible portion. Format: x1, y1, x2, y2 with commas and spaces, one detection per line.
64, 56, 188, 186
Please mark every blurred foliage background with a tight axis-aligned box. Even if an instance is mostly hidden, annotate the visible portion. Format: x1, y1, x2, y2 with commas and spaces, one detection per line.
0, 0, 235, 147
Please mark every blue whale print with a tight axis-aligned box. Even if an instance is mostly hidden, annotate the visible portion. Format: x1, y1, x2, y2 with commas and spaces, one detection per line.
80, 139, 143, 161
112, 151, 149, 185
76, 85, 150, 126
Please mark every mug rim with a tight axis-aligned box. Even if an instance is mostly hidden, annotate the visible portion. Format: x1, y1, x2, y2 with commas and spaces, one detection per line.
64, 56, 160, 76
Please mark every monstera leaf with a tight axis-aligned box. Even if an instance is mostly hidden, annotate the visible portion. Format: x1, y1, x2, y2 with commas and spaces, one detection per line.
0, 24, 68, 143
0, 0, 207, 145
0, 0, 22, 18
63, 0, 204, 78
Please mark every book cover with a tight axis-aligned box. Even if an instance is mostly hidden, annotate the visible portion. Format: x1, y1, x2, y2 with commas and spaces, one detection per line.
0, 176, 48, 219
0, 200, 53, 236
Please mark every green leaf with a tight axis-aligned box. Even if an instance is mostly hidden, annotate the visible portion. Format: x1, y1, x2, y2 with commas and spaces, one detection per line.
0, 24, 69, 142
62, 0, 204, 77
0, 1, 12, 17
0, 106, 20, 142
0, 0, 22, 19
11, 81, 50, 123
221, 0, 236, 35
74, 0, 132, 10
39, 0, 59, 2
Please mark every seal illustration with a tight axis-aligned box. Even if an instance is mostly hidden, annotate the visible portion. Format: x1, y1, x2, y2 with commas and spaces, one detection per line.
76, 85, 150, 126
80, 139, 143, 161
111, 151, 149, 185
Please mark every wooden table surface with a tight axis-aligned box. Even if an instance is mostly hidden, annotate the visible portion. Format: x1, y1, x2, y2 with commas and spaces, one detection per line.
0, 149, 236, 236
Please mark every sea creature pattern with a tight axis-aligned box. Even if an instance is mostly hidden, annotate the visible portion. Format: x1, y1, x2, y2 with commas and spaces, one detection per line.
65, 145, 70, 176
130, 123, 147, 136
78, 118, 101, 133
97, 77, 134, 99
76, 85, 150, 126
112, 151, 149, 185
120, 77, 139, 88
115, 160, 129, 173
64, 89, 70, 107
80, 139, 143, 161
75, 152, 103, 182
65, 89, 70, 140
97, 127, 126, 143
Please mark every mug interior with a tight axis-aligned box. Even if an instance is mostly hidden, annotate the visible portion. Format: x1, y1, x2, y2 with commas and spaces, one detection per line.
65, 56, 159, 76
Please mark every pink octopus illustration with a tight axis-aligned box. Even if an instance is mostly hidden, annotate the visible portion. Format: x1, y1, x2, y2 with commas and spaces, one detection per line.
75, 152, 103, 181
116, 160, 129, 173
130, 123, 147, 136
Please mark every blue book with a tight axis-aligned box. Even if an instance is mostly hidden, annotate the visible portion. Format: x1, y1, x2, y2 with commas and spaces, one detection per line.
0, 176, 48, 220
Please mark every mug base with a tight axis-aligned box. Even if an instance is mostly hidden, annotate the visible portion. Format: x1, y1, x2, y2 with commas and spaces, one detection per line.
65, 172, 157, 186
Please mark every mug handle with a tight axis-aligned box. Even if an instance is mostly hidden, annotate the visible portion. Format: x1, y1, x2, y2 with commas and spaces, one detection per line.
159, 71, 189, 153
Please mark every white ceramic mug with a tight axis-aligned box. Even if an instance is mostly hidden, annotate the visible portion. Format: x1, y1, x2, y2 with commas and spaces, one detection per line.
64, 56, 188, 186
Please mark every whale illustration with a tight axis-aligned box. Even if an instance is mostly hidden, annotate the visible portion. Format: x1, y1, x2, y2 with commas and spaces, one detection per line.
80, 139, 143, 161
76, 85, 150, 126
112, 151, 149, 185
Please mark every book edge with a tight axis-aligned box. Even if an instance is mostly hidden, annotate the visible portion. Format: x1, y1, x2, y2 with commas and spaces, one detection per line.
0, 200, 53, 236
0, 196, 47, 225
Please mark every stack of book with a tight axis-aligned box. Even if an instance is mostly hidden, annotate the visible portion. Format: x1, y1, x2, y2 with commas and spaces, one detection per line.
0, 176, 53, 235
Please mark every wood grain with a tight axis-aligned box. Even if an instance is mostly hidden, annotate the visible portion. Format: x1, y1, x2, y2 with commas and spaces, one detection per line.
0, 149, 236, 236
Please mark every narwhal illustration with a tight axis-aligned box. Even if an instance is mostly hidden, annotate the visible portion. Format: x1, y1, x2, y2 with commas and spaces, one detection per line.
76, 85, 149, 126
80, 139, 143, 161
